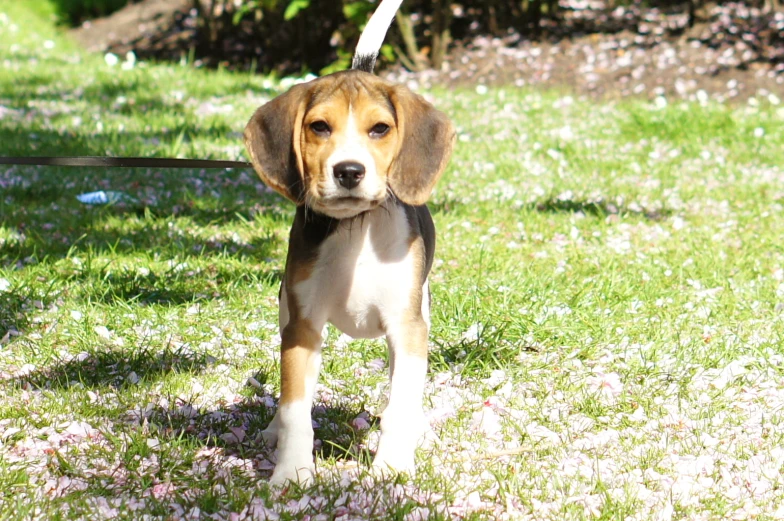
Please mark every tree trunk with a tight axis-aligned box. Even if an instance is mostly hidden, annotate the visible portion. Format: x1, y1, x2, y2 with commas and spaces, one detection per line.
431, 0, 452, 70
507, 0, 525, 34
390, 42, 419, 71
486, 3, 500, 35
546, 0, 559, 21
527, 0, 542, 36
687, 0, 696, 28
395, 10, 427, 71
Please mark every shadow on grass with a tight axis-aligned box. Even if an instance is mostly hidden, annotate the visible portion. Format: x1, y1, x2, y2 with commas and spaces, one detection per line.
0, 175, 289, 258
0, 119, 241, 159
1, 72, 187, 114
0, 292, 34, 345
3, 345, 212, 390
431, 195, 672, 222
0, 201, 286, 344
0, 66, 271, 111
0, 121, 291, 344
533, 197, 673, 221
140, 367, 374, 480
0, 276, 65, 344
7, 345, 374, 480
82, 267, 280, 306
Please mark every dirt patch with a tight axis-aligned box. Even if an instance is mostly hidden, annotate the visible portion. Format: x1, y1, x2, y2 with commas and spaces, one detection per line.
389, 4, 783, 103
70, 0, 193, 57
71, 0, 784, 103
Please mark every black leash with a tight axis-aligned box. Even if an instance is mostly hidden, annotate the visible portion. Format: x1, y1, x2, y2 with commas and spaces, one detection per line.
0, 156, 252, 169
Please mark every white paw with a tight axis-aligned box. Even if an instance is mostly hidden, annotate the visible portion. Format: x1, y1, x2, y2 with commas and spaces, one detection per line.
372, 408, 425, 476
267, 425, 315, 485
372, 436, 417, 477
269, 458, 316, 486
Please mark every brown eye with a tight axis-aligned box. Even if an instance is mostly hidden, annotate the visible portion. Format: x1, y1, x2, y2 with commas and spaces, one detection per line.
369, 122, 390, 138
310, 120, 331, 135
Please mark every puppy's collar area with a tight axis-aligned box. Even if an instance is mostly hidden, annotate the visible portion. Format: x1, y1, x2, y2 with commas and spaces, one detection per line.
294, 203, 379, 245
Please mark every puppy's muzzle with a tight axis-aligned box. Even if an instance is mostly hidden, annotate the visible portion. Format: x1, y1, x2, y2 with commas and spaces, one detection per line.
333, 161, 366, 190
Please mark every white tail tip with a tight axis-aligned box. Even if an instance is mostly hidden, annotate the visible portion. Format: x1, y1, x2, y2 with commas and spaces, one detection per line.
352, 0, 404, 72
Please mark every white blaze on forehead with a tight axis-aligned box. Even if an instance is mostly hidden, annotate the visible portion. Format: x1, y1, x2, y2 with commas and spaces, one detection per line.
335, 105, 364, 151
322, 103, 384, 202
346, 105, 358, 141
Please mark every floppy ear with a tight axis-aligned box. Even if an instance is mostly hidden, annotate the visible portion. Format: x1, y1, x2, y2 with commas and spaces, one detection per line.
244, 84, 309, 203
388, 86, 456, 206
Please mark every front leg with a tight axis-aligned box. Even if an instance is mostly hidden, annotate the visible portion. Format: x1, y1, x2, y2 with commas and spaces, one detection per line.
373, 315, 429, 475
264, 320, 324, 485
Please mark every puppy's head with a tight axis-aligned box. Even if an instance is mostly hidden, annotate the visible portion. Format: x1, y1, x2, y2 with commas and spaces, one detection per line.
244, 70, 455, 219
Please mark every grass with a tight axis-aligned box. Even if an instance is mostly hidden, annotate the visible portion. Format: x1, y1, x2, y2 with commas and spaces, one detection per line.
2, 1, 784, 519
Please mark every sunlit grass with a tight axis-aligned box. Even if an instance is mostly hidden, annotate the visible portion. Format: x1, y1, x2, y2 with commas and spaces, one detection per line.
3, 0, 784, 519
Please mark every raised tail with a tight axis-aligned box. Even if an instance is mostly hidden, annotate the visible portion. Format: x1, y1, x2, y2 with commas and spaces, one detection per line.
351, 0, 404, 73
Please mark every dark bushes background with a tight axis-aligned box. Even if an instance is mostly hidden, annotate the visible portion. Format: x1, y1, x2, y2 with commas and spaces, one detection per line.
53, 0, 783, 74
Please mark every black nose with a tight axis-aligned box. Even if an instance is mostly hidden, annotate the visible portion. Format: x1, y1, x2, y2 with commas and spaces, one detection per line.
333, 161, 365, 190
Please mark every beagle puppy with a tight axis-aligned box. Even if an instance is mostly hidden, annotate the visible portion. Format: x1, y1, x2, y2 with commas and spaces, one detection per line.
243, 1, 455, 485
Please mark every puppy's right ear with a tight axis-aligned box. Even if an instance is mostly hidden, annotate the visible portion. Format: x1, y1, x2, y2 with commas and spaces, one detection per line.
244, 84, 309, 203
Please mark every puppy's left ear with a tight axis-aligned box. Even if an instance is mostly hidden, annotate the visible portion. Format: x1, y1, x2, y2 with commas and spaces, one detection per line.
388, 87, 456, 206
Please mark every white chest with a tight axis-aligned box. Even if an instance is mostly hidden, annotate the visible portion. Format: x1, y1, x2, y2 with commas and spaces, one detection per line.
292, 204, 418, 338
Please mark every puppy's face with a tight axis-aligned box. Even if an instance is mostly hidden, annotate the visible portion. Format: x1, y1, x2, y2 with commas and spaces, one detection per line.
300, 83, 398, 218
244, 71, 455, 219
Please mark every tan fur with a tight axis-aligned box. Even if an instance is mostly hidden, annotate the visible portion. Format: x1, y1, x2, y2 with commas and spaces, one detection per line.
243, 69, 455, 484
402, 237, 429, 358
279, 320, 321, 404
277, 259, 321, 404
301, 87, 398, 203
244, 70, 455, 209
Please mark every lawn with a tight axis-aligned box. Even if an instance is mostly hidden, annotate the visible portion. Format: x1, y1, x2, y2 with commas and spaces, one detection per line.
2, 1, 784, 520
